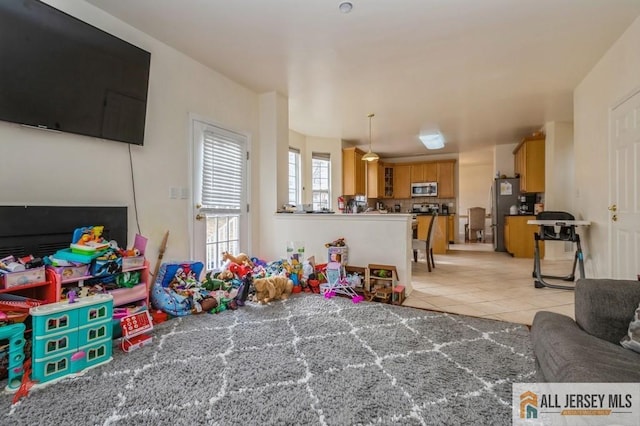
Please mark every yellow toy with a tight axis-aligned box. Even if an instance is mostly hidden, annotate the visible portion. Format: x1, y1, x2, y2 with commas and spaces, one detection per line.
253, 276, 293, 304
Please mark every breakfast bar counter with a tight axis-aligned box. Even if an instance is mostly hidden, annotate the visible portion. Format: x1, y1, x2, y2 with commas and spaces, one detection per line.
272, 213, 413, 294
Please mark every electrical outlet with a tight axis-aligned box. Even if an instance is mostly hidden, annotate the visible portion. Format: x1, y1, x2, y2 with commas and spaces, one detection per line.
180, 187, 189, 199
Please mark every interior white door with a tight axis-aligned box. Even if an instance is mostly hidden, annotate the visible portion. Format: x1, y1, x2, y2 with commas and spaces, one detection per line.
190, 117, 248, 270
609, 89, 640, 279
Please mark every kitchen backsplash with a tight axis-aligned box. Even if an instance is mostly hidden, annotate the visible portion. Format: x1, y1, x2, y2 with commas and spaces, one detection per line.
368, 197, 456, 214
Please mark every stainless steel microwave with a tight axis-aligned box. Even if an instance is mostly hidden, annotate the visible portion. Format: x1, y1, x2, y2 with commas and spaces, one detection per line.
411, 182, 438, 197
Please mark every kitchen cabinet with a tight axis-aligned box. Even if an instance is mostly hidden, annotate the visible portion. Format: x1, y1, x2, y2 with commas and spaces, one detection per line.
342, 147, 366, 196
513, 135, 545, 193
366, 159, 382, 199
417, 214, 454, 246
504, 216, 544, 258
410, 162, 437, 183
393, 164, 412, 199
437, 161, 455, 198
447, 215, 455, 244
383, 165, 394, 198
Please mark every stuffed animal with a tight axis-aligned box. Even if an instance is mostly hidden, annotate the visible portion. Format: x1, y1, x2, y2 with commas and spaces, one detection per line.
253, 276, 293, 304
222, 251, 254, 267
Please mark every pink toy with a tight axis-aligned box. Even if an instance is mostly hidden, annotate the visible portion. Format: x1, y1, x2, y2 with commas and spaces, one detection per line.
321, 262, 364, 303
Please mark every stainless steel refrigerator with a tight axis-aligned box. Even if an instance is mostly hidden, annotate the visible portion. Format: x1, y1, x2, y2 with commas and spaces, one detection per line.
491, 178, 520, 251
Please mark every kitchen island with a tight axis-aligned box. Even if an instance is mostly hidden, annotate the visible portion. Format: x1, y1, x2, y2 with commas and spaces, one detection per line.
272, 212, 413, 295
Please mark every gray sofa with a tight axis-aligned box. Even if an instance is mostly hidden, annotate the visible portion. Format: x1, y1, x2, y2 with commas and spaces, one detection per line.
531, 278, 640, 382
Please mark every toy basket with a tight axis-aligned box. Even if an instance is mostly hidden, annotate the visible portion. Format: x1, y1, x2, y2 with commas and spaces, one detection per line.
150, 261, 204, 316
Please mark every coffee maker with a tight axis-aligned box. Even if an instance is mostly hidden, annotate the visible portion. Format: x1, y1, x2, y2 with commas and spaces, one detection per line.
518, 194, 537, 215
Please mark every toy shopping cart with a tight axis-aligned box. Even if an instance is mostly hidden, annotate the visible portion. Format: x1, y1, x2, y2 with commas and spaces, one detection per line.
322, 262, 364, 303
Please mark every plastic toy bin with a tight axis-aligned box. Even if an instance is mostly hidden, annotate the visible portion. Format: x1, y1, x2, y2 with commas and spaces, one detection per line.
50, 264, 90, 280
1, 266, 45, 289
30, 294, 113, 385
122, 256, 145, 270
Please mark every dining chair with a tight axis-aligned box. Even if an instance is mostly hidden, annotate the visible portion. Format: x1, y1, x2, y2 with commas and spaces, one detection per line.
412, 212, 438, 272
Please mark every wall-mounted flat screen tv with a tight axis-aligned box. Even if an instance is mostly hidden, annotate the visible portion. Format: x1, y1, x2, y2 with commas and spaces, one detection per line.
0, 0, 151, 145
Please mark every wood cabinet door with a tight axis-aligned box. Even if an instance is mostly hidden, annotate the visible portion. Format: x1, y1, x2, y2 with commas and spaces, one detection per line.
514, 136, 545, 193
424, 162, 437, 181
383, 166, 394, 198
437, 161, 455, 198
366, 159, 380, 198
504, 216, 544, 258
394, 165, 412, 198
355, 150, 366, 194
447, 215, 455, 243
523, 138, 545, 193
342, 147, 366, 195
410, 164, 424, 183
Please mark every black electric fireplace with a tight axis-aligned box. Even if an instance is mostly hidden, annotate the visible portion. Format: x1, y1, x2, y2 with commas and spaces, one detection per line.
0, 206, 128, 259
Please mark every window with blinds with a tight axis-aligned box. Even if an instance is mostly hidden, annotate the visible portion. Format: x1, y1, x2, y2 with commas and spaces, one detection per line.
194, 122, 247, 270
312, 153, 331, 210
201, 129, 245, 212
288, 148, 301, 205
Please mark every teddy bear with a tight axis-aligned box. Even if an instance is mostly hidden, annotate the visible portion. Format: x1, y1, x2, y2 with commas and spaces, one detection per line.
252, 276, 293, 304
222, 251, 254, 267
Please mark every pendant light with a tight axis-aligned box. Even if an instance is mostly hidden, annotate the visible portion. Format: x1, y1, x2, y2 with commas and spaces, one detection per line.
362, 113, 380, 162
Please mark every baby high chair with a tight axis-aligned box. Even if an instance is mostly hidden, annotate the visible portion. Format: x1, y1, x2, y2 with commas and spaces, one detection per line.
532, 211, 586, 290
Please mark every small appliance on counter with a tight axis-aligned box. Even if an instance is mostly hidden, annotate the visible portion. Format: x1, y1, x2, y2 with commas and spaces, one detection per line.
518, 194, 537, 215
412, 203, 439, 214
441, 204, 449, 215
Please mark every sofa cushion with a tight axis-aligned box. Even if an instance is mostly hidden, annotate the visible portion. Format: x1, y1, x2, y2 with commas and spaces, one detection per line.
575, 279, 640, 344
621, 303, 640, 353
532, 311, 640, 382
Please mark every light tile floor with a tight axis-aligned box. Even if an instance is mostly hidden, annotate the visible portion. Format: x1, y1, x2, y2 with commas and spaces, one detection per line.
404, 243, 576, 325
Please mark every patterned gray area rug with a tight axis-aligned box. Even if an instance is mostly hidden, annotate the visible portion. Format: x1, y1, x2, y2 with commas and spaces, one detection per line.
1, 294, 535, 425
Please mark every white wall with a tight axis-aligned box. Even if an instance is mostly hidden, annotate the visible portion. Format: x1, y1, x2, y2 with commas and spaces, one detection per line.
0, 0, 260, 266
494, 144, 518, 177
543, 121, 575, 261
574, 15, 640, 277
288, 131, 342, 209
303, 136, 343, 208
457, 148, 493, 242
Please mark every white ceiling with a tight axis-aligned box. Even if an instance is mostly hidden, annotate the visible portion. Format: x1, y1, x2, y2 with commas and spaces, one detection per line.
86, 0, 640, 158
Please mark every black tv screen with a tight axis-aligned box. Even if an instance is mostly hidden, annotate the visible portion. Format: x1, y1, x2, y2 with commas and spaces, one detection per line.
0, 0, 151, 145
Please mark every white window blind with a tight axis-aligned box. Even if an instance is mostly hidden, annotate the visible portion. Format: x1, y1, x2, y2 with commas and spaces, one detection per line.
201, 128, 245, 212
288, 148, 301, 205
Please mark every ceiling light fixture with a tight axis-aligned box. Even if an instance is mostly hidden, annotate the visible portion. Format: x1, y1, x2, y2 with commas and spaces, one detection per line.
419, 132, 445, 150
338, 1, 353, 14
362, 113, 380, 162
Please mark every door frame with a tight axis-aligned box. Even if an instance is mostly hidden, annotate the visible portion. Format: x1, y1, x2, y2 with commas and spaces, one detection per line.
608, 86, 640, 278
188, 113, 252, 263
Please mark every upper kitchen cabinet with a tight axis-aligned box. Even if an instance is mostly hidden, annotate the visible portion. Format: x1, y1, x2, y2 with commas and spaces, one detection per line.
393, 164, 412, 199
514, 134, 545, 194
383, 165, 394, 198
366, 159, 385, 199
342, 147, 366, 195
436, 160, 455, 198
410, 162, 437, 183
